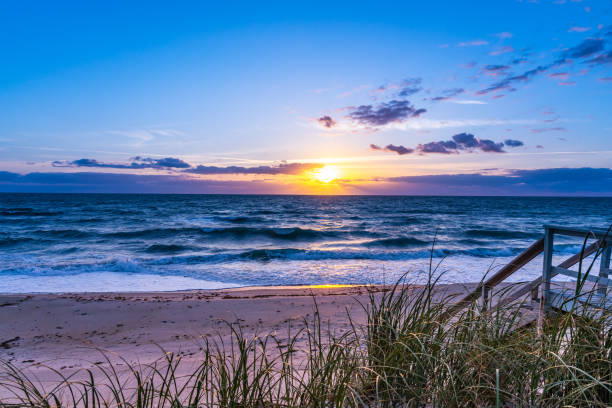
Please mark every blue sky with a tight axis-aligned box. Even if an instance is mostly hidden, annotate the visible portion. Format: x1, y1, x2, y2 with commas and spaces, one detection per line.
0, 0, 611, 194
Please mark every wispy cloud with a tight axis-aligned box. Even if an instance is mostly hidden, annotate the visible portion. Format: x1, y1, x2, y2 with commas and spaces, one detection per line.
568, 26, 591, 32
489, 46, 515, 56
458, 40, 489, 47
530, 127, 567, 133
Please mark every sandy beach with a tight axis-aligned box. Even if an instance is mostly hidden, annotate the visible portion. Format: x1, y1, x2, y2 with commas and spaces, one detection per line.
0, 283, 481, 374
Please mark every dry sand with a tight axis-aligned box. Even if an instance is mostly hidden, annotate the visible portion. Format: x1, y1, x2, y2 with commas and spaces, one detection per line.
0, 283, 482, 375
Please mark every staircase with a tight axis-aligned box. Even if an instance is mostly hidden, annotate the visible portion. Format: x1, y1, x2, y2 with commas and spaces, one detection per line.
447, 225, 612, 319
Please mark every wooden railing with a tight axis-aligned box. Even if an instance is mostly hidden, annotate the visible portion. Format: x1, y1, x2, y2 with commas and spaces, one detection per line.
446, 224, 610, 317
541, 225, 611, 312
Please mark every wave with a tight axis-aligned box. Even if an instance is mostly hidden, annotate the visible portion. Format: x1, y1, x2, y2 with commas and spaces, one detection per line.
1, 208, 62, 216
144, 244, 192, 253
0, 237, 35, 247
362, 237, 429, 248
33, 229, 91, 239
214, 216, 266, 224
464, 229, 541, 240
152, 246, 531, 265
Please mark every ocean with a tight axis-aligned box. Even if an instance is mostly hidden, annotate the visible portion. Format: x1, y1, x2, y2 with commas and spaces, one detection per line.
1, 194, 611, 293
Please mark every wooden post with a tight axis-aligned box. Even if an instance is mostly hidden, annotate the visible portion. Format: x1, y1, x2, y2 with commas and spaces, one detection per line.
530, 285, 539, 303
482, 284, 490, 311
541, 227, 554, 314
599, 246, 611, 296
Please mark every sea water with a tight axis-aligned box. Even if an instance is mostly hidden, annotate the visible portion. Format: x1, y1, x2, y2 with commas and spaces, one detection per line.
1, 194, 610, 293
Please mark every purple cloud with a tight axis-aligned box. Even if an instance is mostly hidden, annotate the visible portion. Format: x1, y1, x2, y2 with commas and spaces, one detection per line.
53, 157, 191, 169
370, 144, 414, 155
185, 162, 323, 175
504, 139, 524, 147
348, 100, 426, 126
318, 115, 337, 128
372, 133, 512, 156
565, 38, 605, 58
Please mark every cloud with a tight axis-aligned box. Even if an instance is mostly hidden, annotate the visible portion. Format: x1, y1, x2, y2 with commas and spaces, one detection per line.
429, 88, 465, 102
504, 139, 524, 147
477, 139, 505, 152
317, 115, 337, 128
185, 162, 323, 175
348, 100, 426, 126
371, 133, 514, 156
458, 40, 489, 47
569, 26, 591, 32
489, 46, 515, 56
495, 32, 514, 39
548, 72, 570, 80
381, 167, 612, 196
588, 51, 612, 65
477, 37, 608, 95
52, 157, 192, 169
372, 78, 423, 98
477, 64, 553, 94
565, 38, 605, 58
530, 127, 566, 133
370, 144, 414, 155
446, 99, 487, 105
0, 172, 288, 194
51, 157, 322, 177
1, 168, 609, 196
417, 140, 459, 154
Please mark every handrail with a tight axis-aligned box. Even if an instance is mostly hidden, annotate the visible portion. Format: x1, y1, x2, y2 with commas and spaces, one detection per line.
444, 225, 610, 318
445, 237, 544, 317
544, 225, 611, 241
495, 240, 602, 309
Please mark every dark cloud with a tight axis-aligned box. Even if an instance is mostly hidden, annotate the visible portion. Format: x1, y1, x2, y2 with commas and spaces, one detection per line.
132, 156, 191, 168
504, 139, 524, 147
482, 64, 510, 74
370, 144, 414, 155
450, 133, 505, 153
430, 88, 465, 101
0, 172, 287, 194
381, 168, 612, 196
477, 64, 553, 94
417, 140, 459, 154
185, 162, 323, 175
588, 51, 612, 65
52, 157, 192, 169
565, 38, 606, 59
477, 139, 505, 153
317, 115, 337, 128
452, 133, 480, 148
372, 133, 514, 156
348, 100, 426, 126
1, 168, 610, 195
397, 78, 423, 97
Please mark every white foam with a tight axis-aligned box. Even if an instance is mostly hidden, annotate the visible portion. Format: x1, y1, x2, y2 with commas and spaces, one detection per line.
0, 272, 241, 294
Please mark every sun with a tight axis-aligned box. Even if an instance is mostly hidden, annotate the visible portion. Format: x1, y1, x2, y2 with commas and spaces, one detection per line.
313, 165, 340, 183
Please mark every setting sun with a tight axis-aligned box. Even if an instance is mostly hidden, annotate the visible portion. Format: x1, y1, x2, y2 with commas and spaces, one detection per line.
313, 165, 340, 183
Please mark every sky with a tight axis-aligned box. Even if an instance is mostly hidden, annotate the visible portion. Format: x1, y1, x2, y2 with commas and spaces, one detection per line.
0, 0, 611, 195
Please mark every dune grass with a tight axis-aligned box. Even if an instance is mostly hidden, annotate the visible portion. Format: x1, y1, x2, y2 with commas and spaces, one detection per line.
1, 248, 611, 406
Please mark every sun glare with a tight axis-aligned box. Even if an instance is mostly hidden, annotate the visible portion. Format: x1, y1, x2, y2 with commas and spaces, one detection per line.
313, 165, 340, 183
